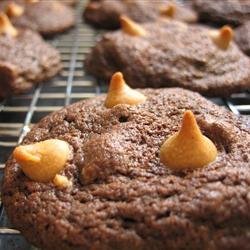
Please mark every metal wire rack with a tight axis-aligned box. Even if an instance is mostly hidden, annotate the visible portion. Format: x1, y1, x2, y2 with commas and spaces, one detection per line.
0, 0, 249, 249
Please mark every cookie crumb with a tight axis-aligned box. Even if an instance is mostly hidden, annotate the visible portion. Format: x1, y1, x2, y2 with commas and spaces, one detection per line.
53, 174, 72, 189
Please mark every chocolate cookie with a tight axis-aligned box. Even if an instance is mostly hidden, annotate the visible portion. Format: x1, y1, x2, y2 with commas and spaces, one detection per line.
0, 0, 75, 36
235, 21, 250, 56
192, 0, 250, 26
0, 14, 61, 99
2, 82, 250, 249
85, 19, 250, 96
61, 0, 78, 6
83, 0, 197, 29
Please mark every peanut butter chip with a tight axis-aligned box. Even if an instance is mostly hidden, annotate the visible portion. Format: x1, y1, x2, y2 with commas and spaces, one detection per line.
120, 15, 147, 36
160, 3, 176, 18
0, 13, 18, 37
13, 139, 70, 182
53, 174, 72, 189
160, 111, 217, 170
6, 3, 24, 18
105, 72, 147, 108
209, 25, 234, 50
26, 0, 39, 3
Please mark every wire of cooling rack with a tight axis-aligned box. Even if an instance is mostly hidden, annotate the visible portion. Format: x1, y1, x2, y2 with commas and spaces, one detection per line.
0, 0, 249, 248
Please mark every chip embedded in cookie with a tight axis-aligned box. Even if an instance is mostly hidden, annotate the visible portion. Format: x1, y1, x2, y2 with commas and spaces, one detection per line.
2, 84, 250, 249
0, 13, 61, 99
85, 19, 250, 96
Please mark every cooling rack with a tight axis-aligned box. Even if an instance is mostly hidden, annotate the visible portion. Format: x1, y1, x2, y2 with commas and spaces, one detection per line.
0, 0, 249, 249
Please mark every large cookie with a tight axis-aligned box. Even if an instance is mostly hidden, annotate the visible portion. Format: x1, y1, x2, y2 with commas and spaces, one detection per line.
0, 0, 75, 36
192, 0, 250, 26
235, 21, 250, 56
83, 0, 197, 29
0, 14, 61, 99
85, 19, 250, 97
3, 85, 250, 250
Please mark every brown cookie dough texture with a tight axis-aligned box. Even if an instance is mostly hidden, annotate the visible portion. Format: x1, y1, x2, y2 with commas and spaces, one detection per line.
2, 85, 250, 250
192, 0, 250, 26
235, 21, 250, 56
0, 16, 61, 99
83, 0, 197, 29
61, 0, 79, 6
85, 19, 250, 96
0, 0, 75, 36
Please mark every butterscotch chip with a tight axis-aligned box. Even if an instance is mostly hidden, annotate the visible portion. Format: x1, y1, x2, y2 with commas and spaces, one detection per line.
120, 15, 146, 36
160, 110, 217, 170
160, 3, 176, 18
26, 0, 39, 3
53, 174, 72, 189
105, 72, 146, 108
13, 139, 70, 182
209, 26, 234, 50
6, 3, 24, 18
0, 12, 18, 37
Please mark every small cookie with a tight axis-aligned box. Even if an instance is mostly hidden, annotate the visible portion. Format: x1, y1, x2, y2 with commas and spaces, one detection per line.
85, 19, 250, 96
0, 13, 61, 99
3, 82, 250, 249
192, 0, 250, 26
83, 0, 197, 29
235, 21, 250, 56
0, 0, 75, 36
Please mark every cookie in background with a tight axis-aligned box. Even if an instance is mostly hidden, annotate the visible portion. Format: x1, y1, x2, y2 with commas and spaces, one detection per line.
0, 13, 61, 99
85, 17, 250, 97
83, 0, 197, 29
192, 0, 250, 26
235, 21, 250, 57
0, 0, 75, 36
